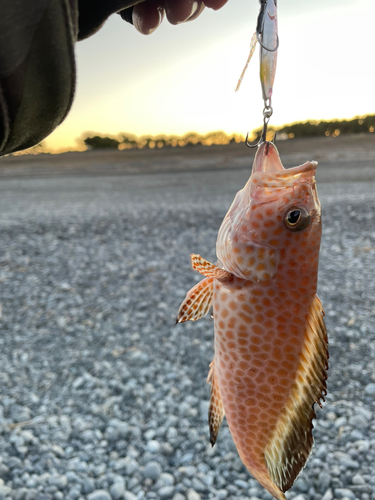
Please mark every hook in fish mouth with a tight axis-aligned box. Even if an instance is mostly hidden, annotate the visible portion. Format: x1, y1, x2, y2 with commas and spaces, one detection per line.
246, 133, 276, 149
246, 103, 275, 148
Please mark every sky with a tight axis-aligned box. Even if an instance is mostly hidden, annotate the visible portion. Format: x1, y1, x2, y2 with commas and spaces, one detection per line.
45, 0, 375, 151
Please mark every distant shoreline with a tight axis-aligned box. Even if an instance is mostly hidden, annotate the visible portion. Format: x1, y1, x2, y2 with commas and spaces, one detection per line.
0, 134, 374, 181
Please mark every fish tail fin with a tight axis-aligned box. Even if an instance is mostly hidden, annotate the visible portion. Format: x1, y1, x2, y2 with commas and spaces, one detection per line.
260, 478, 286, 500
176, 277, 214, 323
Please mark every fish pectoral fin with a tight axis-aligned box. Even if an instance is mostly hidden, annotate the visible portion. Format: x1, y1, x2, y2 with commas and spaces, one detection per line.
208, 360, 225, 446
264, 294, 328, 493
191, 254, 233, 281
176, 277, 214, 324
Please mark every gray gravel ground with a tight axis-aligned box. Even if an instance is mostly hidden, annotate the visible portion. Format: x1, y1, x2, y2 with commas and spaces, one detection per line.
0, 147, 374, 500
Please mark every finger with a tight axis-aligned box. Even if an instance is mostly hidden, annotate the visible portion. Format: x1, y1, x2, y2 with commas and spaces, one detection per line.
133, 2, 165, 34
164, 0, 203, 25
203, 0, 228, 10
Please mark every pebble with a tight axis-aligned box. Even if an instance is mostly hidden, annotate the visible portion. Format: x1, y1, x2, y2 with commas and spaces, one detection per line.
318, 472, 331, 492
124, 493, 137, 500
334, 488, 355, 500
158, 486, 175, 499
48, 475, 67, 490
143, 462, 162, 481
0, 485, 12, 497
348, 415, 368, 428
187, 490, 201, 500
110, 482, 125, 500
160, 473, 175, 487
352, 474, 365, 485
364, 383, 375, 396
172, 495, 185, 500
146, 440, 161, 454
67, 488, 80, 500
87, 491, 112, 500
321, 489, 333, 500
82, 478, 95, 495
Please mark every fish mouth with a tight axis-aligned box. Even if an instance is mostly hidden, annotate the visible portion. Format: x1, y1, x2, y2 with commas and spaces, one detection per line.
250, 142, 318, 190
251, 161, 318, 189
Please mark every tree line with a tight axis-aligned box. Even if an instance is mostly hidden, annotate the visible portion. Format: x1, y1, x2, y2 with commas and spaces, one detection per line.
82, 131, 245, 150
252, 114, 375, 141
82, 115, 375, 150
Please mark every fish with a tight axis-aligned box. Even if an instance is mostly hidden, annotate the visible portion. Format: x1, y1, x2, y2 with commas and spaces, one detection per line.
177, 141, 328, 500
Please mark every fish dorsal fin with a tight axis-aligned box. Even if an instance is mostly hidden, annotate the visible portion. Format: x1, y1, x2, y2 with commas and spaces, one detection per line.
264, 294, 328, 492
176, 277, 214, 323
207, 360, 225, 446
191, 254, 233, 280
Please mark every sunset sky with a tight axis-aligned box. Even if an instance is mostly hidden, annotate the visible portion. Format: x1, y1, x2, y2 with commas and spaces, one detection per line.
45, 0, 375, 151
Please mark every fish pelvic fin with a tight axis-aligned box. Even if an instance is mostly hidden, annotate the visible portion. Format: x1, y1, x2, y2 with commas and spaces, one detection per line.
208, 360, 225, 446
191, 254, 233, 281
176, 277, 214, 323
264, 294, 328, 492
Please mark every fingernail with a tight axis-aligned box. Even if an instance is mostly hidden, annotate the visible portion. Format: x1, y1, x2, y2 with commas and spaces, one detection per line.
186, 1, 205, 22
157, 6, 165, 25
132, 11, 144, 33
133, 6, 164, 35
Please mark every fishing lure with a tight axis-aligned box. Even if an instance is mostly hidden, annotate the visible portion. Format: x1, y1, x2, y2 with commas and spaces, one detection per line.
236, 0, 278, 146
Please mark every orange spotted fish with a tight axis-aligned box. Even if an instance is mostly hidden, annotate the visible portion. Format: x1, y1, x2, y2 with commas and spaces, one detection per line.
177, 141, 328, 500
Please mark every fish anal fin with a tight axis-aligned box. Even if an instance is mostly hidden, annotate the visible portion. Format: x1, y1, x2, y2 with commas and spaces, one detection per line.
176, 277, 214, 324
208, 360, 225, 446
264, 294, 328, 492
191, 254, 233, 281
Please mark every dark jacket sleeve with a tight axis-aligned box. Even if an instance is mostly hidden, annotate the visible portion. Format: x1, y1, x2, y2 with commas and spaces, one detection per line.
0, 0, 139, 157
0, 0, 78, 156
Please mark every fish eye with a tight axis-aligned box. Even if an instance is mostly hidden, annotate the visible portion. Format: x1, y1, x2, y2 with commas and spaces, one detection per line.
284, 207, 310, 232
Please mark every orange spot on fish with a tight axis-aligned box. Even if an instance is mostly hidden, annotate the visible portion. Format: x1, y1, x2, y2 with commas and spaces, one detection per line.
252, 324, 263, 335
238, 312, 252, 324
269, 239, 279, 247
228, 317, 236, 328
258, 248, 265, 259
226, 330, 234, 340
229, 301, 238, 311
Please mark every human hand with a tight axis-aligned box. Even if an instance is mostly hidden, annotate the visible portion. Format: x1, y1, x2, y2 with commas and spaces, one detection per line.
123, 0, 228, 35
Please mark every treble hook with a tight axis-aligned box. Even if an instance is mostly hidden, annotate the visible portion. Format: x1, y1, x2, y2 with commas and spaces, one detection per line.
256, 0, 279, 52
246, 104, 275, 148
